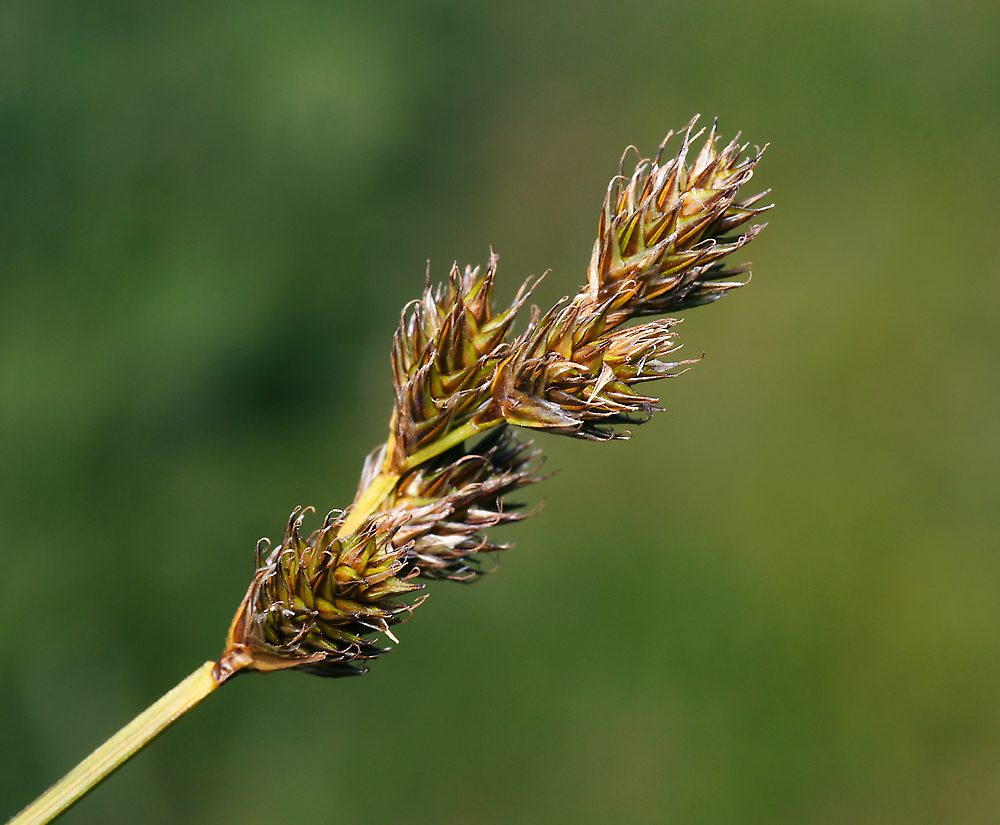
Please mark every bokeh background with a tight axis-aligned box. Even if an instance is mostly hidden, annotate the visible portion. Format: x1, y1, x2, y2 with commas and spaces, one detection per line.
2, 2, 999, 823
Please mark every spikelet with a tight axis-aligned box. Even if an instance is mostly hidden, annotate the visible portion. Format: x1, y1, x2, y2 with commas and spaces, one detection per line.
489, 301, 696, 439
223, 510, 423, 677
587, 116, 770, 324
478, 120, 768, 438
385, 427, 542, 580
389, 254, 532, 470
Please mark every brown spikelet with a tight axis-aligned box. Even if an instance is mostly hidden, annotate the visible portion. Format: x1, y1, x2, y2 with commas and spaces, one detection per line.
389, 253, 533, 470
386, 427, 542, 580
472, 119, 768, 438
586, 116, 770, 324
489, 304, 697, 439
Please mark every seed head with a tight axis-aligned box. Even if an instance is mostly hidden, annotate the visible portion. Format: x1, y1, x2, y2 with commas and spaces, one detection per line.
389, 254, 532, 470
218, 119, 768, 681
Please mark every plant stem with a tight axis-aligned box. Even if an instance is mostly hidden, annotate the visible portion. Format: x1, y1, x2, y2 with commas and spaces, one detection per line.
8, 661, 222, 825
339, 469, 400, 536
338, 418, 504, 537
401, 418, 501, 473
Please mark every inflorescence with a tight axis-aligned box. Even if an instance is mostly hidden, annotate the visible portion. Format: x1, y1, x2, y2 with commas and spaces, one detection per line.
217, 117, 770, 681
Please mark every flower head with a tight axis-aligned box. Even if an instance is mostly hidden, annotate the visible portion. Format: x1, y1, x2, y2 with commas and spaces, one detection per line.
219, 118, 768, 679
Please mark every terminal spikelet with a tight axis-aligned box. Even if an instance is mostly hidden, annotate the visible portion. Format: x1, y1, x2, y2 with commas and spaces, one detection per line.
587, 116, 770, 324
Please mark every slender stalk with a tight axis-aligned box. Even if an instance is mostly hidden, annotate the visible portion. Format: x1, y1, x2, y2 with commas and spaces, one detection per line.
339, 470, 400, 536
337, 418, 503, 537
8, 661, 222, 825
401, 419, 500, 473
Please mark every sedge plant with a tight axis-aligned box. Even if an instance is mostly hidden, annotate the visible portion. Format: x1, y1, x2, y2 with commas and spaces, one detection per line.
9, 117, 769, 825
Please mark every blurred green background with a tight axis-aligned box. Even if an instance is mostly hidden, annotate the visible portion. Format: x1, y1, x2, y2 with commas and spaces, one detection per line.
2, 2, 999, 823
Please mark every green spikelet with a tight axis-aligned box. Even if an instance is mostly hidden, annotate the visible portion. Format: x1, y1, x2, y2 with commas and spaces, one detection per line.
224, 510, 423, 677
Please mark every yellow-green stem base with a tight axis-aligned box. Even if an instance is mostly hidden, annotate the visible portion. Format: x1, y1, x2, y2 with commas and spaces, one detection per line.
8, 661, 221, 825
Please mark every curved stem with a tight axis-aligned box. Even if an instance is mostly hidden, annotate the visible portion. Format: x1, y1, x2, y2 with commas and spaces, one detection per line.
8, 661, 223, 825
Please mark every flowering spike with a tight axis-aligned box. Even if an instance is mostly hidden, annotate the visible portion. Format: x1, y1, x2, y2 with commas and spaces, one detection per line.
230, 118, 766, 668
10, 120, 770, 825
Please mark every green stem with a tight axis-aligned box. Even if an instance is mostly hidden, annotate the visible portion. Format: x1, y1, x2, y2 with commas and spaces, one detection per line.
338, 418, 504, 537
401, 418, 502, 473
339, 470, 400, 536
8, 661, 222, 825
